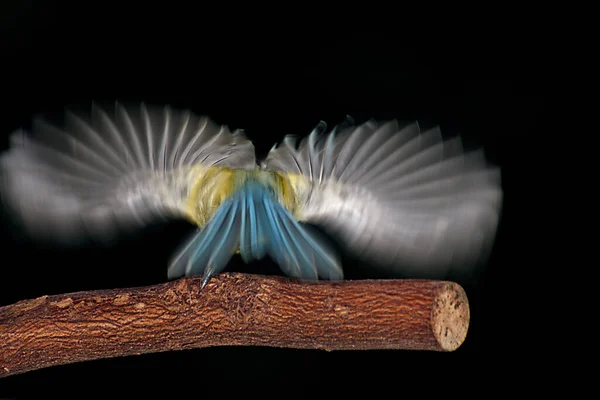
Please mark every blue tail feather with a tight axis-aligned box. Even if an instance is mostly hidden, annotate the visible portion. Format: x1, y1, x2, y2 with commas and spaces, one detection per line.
167, 195, 239, 283
184, 197, 236, 275
201, 199, 241, 288
167, 180, 344, 285
250, 188, 268, 259
166, 228, 205, 279
276, 208, 342, 280
238, 190, 252, 262
260, 195, 306, 279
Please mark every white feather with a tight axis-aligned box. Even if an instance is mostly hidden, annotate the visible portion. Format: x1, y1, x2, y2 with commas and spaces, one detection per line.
262, 119, 502, 278
0, 102, 256, 245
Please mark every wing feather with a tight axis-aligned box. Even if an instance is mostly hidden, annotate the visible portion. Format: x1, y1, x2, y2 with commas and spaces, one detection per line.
1, 102, 256, 245
262, 119, 502, 278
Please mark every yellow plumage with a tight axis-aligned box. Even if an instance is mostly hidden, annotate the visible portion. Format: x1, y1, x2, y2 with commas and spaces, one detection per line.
184, 166, 302, 228
185, 166, 235, 226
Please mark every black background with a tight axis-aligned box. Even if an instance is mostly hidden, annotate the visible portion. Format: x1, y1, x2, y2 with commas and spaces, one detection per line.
1, 3, 546, 397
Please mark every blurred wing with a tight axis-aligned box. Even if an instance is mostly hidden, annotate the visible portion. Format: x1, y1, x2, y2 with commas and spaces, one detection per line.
262, 119, 502, 278
0, 102, 256, 245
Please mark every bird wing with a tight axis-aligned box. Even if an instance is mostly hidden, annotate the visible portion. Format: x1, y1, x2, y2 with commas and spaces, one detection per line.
261, 119, 502, 278
0, 102, 256, 245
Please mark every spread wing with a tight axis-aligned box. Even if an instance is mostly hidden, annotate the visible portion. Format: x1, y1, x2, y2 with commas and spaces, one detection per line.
261, 119, 502, 278
0, 102, 256, 245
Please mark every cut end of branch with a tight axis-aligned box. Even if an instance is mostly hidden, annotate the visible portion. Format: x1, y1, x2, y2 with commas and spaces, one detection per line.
432, 283, 470, 351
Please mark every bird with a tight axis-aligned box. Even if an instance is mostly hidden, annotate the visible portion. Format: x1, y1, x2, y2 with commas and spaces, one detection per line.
0, 102, 502, 289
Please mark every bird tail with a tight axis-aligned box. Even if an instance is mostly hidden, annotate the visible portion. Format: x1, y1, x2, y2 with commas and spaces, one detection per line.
167, 180, 343, 288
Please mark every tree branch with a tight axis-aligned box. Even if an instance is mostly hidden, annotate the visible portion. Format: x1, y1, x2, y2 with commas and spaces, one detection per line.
0, 273, 470, 378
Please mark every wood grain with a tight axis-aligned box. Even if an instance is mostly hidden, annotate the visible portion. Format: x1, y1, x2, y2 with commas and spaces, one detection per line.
0, 273, 470, 377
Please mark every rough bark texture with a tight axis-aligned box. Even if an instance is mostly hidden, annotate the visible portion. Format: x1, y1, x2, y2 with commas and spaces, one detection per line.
0, 273, 470, 378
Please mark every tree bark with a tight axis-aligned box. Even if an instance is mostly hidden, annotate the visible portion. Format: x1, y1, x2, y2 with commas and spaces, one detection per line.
0, 273, 470, 377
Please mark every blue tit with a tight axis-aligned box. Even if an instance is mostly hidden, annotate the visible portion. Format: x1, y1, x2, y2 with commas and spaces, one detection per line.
0, 103, 502, 288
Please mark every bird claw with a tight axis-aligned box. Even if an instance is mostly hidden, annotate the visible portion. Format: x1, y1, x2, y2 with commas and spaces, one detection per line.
200, 272, 213, 290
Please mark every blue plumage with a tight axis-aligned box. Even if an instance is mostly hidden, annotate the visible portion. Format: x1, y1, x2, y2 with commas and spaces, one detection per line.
243, 181, 268, 261
167, 179, 343, 287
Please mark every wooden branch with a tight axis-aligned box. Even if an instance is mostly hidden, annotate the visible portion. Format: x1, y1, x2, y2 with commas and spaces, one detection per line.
0, 273, 470, 378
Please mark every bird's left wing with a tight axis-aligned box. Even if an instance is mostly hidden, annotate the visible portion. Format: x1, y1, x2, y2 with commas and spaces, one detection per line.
261, 119, 502, 279
0, 102, 256, 245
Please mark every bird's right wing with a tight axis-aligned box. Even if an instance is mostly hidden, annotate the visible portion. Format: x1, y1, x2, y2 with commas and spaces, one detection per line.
0, 102, 256, 245
262, 119, 502, 278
